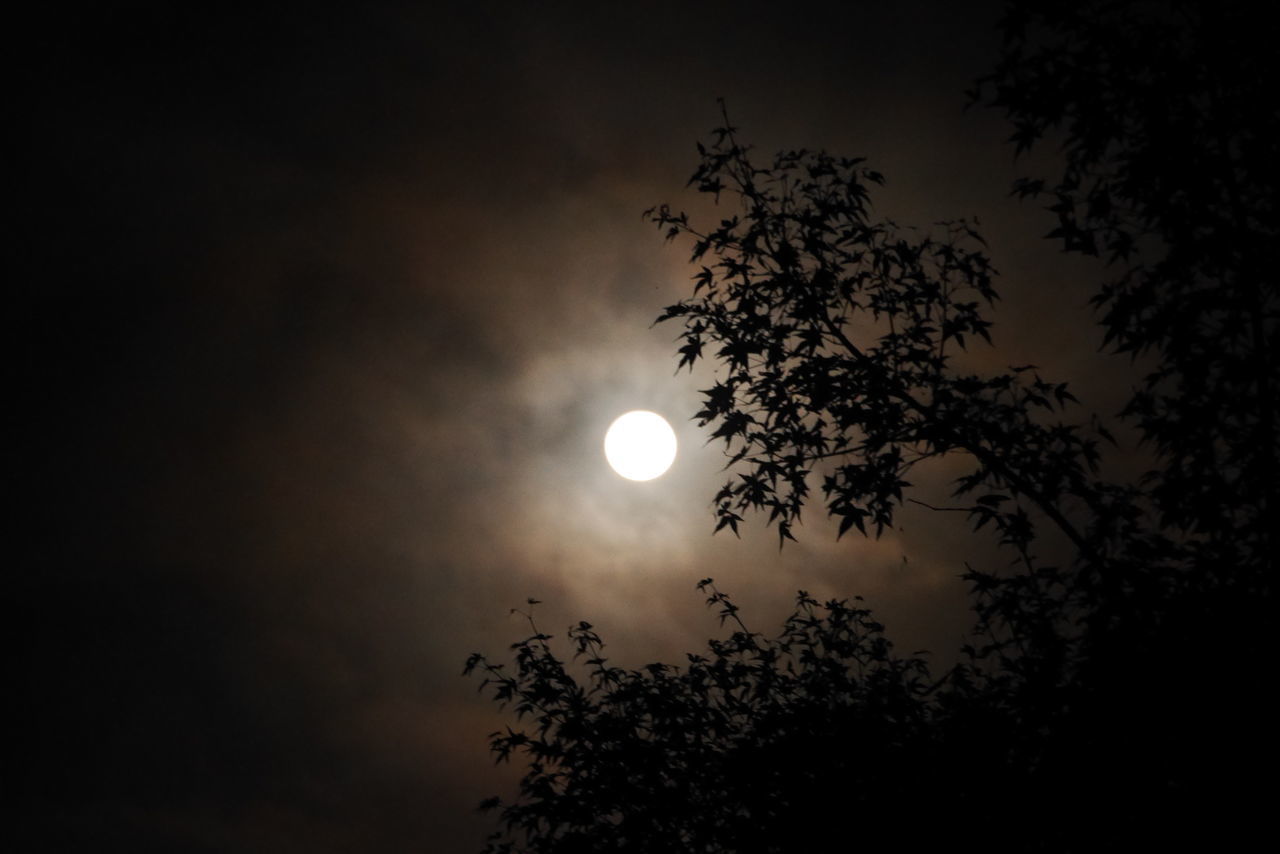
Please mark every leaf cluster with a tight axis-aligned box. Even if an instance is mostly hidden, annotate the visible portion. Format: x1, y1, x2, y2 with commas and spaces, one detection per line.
465, 583, 1022, 853
976, 0, 1279, 578
645, 105, 1106, 577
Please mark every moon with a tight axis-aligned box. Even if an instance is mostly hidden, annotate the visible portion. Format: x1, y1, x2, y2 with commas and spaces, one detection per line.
604, 410, 677, 481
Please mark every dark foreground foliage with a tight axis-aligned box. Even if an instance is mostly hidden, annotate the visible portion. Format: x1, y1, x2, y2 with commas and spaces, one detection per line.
468, 2, 1276, 850
468, 583, 1270, 853
467, 586, 938, 852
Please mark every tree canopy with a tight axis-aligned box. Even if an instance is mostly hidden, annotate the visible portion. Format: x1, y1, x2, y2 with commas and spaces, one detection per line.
468, 3, 1276, 851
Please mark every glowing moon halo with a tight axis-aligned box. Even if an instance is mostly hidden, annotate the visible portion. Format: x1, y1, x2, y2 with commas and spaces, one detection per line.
604, 410, 677, 481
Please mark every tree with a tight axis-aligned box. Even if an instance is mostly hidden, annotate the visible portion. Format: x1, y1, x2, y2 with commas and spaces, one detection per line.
466, 588, 952, 853
983, 0, 1277, 571
468, 3, 1275, 850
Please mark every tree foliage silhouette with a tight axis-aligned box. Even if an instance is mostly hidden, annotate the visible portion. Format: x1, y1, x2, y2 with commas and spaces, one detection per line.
468, 3, 1275, 851
466, 588, 950, 853
980, 0, 1277, 584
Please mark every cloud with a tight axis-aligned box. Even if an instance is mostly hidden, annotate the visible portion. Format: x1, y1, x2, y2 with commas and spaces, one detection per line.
17, 2, 1132, 850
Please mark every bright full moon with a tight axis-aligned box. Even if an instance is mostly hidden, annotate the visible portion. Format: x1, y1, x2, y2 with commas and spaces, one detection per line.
604, 410, 677, 481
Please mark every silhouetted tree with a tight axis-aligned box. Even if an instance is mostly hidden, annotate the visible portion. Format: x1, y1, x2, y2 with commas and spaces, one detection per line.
465, 586, 1038, 853
983, 1, 1277, 574
469, 2, 1275, 850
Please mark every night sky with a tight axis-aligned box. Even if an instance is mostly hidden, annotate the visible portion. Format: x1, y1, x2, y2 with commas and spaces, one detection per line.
17, 3, 1133, 851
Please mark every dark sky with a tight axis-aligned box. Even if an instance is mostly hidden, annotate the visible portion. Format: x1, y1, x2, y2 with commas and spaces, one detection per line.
17, 2, 1129, 851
